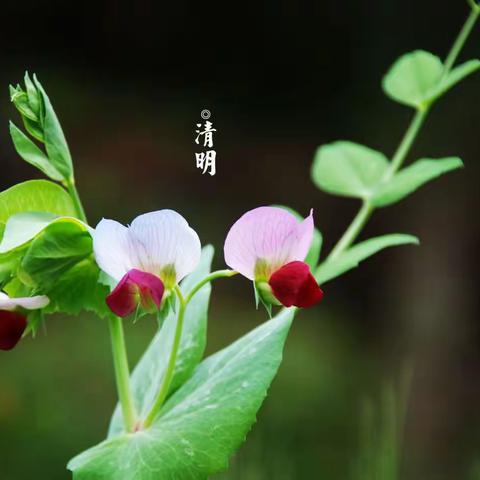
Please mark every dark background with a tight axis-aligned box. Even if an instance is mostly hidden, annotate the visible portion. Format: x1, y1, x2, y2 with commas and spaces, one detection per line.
1, 1, 480, 479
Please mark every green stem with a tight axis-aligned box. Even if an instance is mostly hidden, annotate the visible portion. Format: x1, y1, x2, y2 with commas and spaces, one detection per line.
66, 178, 88, 223
185, 269, 238, 304
327, 201, 373, 261
386, 108, 428, 177
326, 7, 479, 260
108, 316, 137, 432
143, 286, 187, 428
443, 5, 480, 78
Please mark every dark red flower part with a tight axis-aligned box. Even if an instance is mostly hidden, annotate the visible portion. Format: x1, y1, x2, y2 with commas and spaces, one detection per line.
0, 310, 27, 350
106, 269, 165, 317
268, 261, 323, 308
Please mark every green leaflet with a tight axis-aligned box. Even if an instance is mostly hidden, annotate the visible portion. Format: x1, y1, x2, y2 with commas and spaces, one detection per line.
273, 205, 323, 268
0, 212, 90, 253
0, 248, 26, 286
20, 220, 109, 317
108, 246, 214, 437
432, 59, 480, 100
382, 50, 480, 109
0, 212, 58, 253
69, 309, 294, 480
0, 180, 76, 227
315, 234, 419, 285
311, 141, 389, 199
382, 50, 443, 108
0, 180, 78, 283
33, 75, 74, 180
9, 121, 64, 181
371, 157, 463, 207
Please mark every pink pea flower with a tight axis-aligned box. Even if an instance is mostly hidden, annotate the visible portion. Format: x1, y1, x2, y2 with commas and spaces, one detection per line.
0, 292, 49, 350
92, 210, 201, 318
224, 206, 323, 309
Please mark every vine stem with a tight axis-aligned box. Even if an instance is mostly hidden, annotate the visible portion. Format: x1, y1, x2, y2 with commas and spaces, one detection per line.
443, 5, 480, 77
325, 5, 479, 262
65, 177, 88, 223
143, 286, 187, 428
108, 316, 137, 432
140, 270, 237, 428
185, 269, 238, 304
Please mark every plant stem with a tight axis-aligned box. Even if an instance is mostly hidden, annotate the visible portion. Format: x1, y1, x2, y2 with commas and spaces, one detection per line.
386, 108, 428, 177
66, 178, 88, 223
185, 269, 238, 304
443, 5, 480, 77
327, 201, 373, 261
143, 286, 187, 428
325, 7, 479, 261
108, 316, 137, 432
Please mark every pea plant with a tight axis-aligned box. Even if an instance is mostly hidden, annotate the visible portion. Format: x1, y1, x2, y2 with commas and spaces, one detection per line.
1, 2, 478, 478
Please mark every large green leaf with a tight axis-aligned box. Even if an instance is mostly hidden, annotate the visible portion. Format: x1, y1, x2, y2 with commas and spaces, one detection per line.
20, 220, 109, 317
382, 50, 443, 108
108, 246, 214, 437
69, 309, 294, 480
9, 121, 64, 181
315, 234, 419, 285
33, 75, 73, 180
311, 141, 389, 199
0, 180, 76, 227
371, 157, 463, 207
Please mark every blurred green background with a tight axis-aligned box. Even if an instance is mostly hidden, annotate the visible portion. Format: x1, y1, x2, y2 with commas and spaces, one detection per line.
1, 1, 480, 479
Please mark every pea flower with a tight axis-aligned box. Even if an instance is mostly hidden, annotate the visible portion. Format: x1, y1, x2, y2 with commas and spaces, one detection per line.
224, 206, 323, 308
0, 292, 49, 350
92, 210, 201, 317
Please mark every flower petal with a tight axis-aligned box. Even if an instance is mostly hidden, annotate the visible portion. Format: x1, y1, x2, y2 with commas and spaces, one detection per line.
0, 292, 49, 311
106, 269, 165, 317
129, 210, 201, 283
10, 295, 49, 310
268, 261, 323, 308
92, 219, 138, 282
224, 206, 314, 280
0, 311, 27, 350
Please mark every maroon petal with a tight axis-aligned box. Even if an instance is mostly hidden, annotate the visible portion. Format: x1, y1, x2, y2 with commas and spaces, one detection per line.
0, 311, 27, 350
106, 269, 165, 317
268, 261, 323, 308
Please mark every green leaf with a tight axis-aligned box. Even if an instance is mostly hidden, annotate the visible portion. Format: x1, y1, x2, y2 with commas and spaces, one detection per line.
33, 75, 73, 180
69, 309, 294, 480
22, 114, 44, 143
311, 141, 389, 199
382, 50, 443, 108
9, 85, 38, 121
0, 180, 76, 228
315, 234, 419, 285
9, 122, 64, 181
273, 205, 323, 268
371, 157, 463, 207
0, 248, 26, 286
24, 72, 41, 117
20, 220, 109, 317
0, 212, 89, 254
20, 221, 92, 288
108, 246, 214, 437
0, 212, 58, 253
432, 59, 480, 101
24, 309, 44, 338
